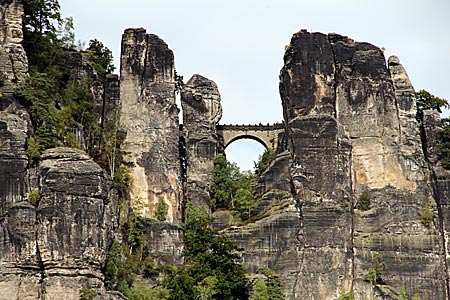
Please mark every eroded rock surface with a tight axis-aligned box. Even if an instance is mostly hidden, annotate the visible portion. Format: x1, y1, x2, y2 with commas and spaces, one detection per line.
226, 30, 446, 300
181, 74, 222, 207
120, 28, 181, 222
0, 0, 28, 100
0, 147, 119, 300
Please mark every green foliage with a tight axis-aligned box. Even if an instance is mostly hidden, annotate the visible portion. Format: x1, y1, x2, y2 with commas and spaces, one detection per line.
155, 196, 169, 221
87, 39, 115, 79
254, 149, 275, 176
113, 167, 131, 199
357, 190, 371, 211
21, 0, 117, 166
57, 16, 76, 48
419, 206, 433, 228
126, 286, 170, 300
210, 154, 239, 209
128, 212, 146, 252
250, 268, 285, 300
26, 136, 41, 165
79, 288, 97, 300
411, 294, 421, 300
234, 186, 257, 220
416, 89, 449, 122
338, 291, 354, 300
399, 288, 408, 300
28, 190, 41, 207
166, 203, 249, 300
439, 118, 450, 170
16, 72, 100, 158
23, 0, 64, 71
210, 154, 257, 219
195, 276, 219, 300
364, 253, 386, 285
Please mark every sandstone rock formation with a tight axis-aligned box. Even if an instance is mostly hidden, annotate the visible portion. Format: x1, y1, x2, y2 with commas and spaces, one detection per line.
0, 1, 449, 297
119, 28, 181, 222
225, 30, 446, 300
181, 74, 222, 207
0, 0, 28, 99
0, 147, 120, 300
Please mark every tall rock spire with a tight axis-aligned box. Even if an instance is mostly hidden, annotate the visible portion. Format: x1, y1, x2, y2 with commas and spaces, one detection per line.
181, 74, 222, 208
119, 28, 181, 222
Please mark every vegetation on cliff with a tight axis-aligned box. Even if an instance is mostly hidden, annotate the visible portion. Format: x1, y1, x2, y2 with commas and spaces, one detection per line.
210, 150, 275, 220
19, 0, 116, 167
415, 89, 450, 169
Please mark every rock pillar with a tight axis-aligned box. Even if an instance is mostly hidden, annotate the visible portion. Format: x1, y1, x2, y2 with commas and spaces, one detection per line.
119, 28, 181, 222
181, 74, 222, 207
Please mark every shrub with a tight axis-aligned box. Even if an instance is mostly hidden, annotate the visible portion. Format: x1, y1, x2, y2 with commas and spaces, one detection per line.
28, 190, 41, 207
26, 136, 41, 165
155, 196, 169, 221
357, 191, 371, 211
364, 253, 386, 285
339, 291, 354, 300
419, 206, 433, 228
79, 288, 97, 300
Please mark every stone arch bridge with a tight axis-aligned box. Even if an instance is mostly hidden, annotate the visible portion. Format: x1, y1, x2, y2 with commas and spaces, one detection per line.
216, 122, 285, 151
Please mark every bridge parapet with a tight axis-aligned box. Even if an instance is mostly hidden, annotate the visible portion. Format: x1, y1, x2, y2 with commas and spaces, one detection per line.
217, 122, 285, 151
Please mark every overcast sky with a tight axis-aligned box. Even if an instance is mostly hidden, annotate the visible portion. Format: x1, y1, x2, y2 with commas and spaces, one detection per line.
59, 0, 450, 170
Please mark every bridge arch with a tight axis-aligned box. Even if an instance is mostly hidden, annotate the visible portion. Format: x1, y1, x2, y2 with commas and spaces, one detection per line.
217, 123, 284, 152
225, 134, 269, 149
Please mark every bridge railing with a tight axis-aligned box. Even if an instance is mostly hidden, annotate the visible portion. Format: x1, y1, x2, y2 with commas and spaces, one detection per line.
216, 122, 284, 131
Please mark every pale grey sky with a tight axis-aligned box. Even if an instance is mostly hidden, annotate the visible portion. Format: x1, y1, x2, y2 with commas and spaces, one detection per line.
59, 0, 450, 170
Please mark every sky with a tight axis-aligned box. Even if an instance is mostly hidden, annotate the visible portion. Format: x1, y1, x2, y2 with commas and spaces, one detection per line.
59, 0, 450, 171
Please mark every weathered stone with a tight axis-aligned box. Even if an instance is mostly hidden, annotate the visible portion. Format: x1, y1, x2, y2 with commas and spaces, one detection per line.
0, 0, 28, 100
181, 74, 222, 207
35, 147, 116, 299
0, 111, 29, 216
422, 109, 450, 297
120, 28, 181, 222
0, 146, 118, 300
142, 219, 183, 267
223, 30, 445, 300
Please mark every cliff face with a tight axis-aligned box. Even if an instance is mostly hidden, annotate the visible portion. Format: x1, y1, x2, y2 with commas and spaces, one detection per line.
0, 3, 121, 299
0, 1, 449, 298
119, 28, 181, 222
0, 0, 27, 100
225, 30, 446, 300
0, 147, 119, 300
181, 74, 222, 208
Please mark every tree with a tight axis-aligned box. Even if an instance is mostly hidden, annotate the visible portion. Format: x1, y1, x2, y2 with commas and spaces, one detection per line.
156, 196, 169, 221
415, 89, 449, 122
364, 253, 386, 285
357, 191, 371, 211
170, 203, 249, 300
210, 154, 239, 209
22, 0, 69, 76
254, 149, 275, 176
87, 39, 115, 79
250, 268, 285, 300
126, 286, 170, 300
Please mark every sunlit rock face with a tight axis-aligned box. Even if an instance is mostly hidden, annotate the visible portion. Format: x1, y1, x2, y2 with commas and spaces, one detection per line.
225, 30, 446, 300
181, 74, 222, 208
0, 0, 28, 101
119, 28, 182, 222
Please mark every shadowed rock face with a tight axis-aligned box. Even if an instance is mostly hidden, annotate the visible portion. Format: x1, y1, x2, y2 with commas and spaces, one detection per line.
0, 147, 120, 300
119, 28, 181, 222
225, 30, 446, 300
181, 74, 222, 207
